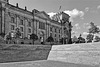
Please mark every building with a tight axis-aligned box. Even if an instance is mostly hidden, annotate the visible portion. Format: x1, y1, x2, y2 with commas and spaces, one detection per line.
51, 12, 72, 43
33, 9, 63, 43
0, 0, 33, 39
0, 0, 72, 44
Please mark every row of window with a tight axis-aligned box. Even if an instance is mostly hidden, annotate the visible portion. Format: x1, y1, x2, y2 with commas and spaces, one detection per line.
50, 27, 61, 33
50, 33, 61, 38
11, 17, 31, 27
11, 25, 31, 33
39, 22, 45, 30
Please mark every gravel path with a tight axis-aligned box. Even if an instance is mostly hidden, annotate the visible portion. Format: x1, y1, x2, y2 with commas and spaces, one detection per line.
0, 60, 99, 67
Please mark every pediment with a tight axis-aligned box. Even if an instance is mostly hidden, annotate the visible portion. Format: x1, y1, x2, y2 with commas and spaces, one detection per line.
36, 11, 50, 20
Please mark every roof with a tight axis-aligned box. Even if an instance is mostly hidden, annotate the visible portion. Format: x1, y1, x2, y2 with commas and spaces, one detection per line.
6, 3, 32, 15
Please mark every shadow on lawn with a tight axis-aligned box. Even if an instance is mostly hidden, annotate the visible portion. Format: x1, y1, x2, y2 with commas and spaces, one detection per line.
0, 45, 52, 63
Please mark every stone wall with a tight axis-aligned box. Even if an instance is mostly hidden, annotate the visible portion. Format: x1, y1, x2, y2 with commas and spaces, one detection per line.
48, 42, 100, 65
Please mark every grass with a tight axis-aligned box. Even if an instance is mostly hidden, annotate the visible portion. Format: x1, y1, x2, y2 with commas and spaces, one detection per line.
0, 44, 52, 63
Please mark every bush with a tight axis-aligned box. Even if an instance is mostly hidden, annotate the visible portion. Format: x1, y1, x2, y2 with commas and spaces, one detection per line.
30, 33, 38, 44
0, 36, 6, 44
46, 36, 54, 45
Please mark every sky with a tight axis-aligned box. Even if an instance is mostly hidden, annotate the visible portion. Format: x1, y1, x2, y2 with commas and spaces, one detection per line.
9, 0, 100, 38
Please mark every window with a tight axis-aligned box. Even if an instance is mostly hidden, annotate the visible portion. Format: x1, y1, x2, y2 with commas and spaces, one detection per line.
28, 22, 31, 27
50, 33, 52, 36
11, 25, 15, 30
55, 28, 57, 33
50, 27, 52, 31
11, 17, 15, 23
59, 35, 60, 38
59, 29, 60, 33
55, 34, 56, 37
21, 33, 24, 38
20, 27, 24, 32
28, 28, 31, 33
20, 19, 24, 25
39, 22, 45, 29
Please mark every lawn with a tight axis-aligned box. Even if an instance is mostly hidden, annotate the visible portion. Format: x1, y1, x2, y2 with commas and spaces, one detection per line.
0, 44, 52, 63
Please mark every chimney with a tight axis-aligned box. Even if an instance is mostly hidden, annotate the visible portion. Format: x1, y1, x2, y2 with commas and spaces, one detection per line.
16, 3, 19, 7
25, 6, 27, 10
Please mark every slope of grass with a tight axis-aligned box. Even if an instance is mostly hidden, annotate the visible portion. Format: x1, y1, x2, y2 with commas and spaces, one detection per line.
0, 44, 52, 63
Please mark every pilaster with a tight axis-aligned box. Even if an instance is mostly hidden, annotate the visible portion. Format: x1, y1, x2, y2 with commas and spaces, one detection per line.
1, 3, 6, 33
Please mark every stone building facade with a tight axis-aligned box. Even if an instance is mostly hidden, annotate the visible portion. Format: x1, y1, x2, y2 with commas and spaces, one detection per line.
0, 0, 72, 44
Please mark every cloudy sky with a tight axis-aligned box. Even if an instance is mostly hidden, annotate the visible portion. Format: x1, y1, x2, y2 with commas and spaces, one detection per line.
10, 0, 100, 38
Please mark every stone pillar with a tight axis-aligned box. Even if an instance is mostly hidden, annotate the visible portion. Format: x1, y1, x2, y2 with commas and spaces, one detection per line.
45, 20, 48, 39
0, 3, 2, 34
24, 19, 27, 37
1, 6, 5, 33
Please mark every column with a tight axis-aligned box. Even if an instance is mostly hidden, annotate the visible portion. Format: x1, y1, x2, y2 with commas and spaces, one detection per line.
1, 7, 5, 33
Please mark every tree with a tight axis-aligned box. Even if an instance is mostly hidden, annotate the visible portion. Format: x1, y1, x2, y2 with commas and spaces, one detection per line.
30, 33, 38, 44
15, 28, 21, 38
46, 36, 54, 45
78, 34, 85, 43
6, 33, 12, 44
72, 36, 79, 43
0, 36, 6, 44
94, 36, 100, 42
0, 33, 5, 38
87, 22, 100, 43
89, 22, 100, 34
86, 33, 94, 43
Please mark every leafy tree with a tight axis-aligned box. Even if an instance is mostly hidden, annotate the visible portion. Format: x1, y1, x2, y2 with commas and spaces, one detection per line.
30, 33, 38, 44
6, 33, 11, 40
46, 36, 54, 45
68, 38, 72, 44
15, 28, 21, 38
94, 36, 100, 42
78, 34, 85, 43
72, 36, 79, 43
0, 36, 6, 44
86, 33, 94, 43
6, 33, 12, 44
89, 22, 100, 34
0, 33, 5, 38
86, 22, 100, 43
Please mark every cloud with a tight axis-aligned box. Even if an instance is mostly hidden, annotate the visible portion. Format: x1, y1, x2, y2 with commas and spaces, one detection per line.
97, 5, 100, 9
75, 23, 79, 27
64, 9, 84, 22
71, 31, 78, 37
97, 26, 100, 29
71, 31, 77, 35
83, 32, 89, 35
74, 23, 80, 29
95, 33, 100, 36
48, 12, 56, 18
85, 7, 89, 12
83, 23, 91, 29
